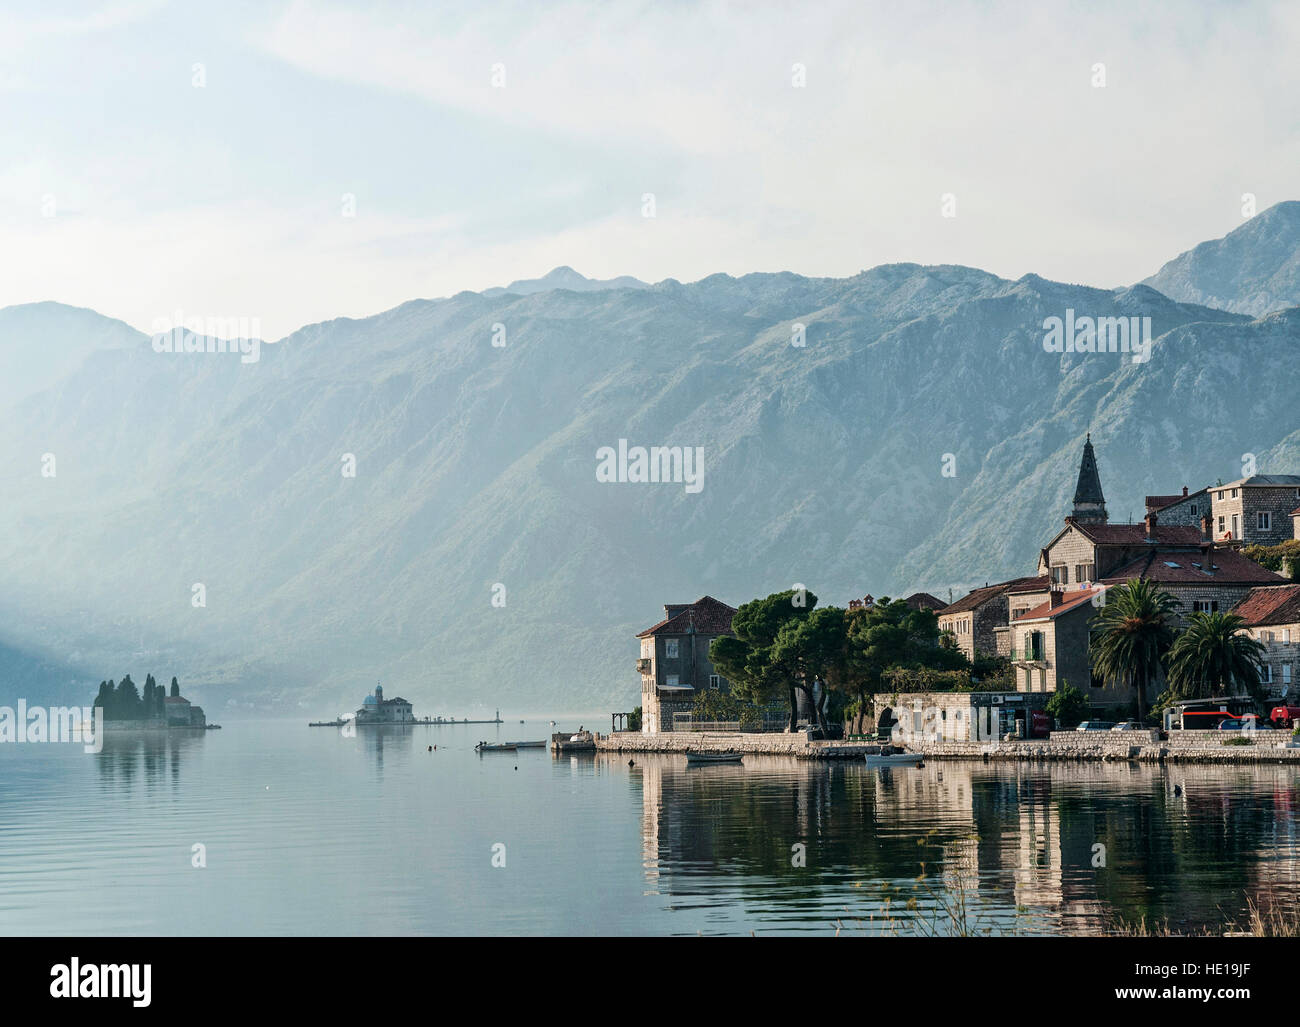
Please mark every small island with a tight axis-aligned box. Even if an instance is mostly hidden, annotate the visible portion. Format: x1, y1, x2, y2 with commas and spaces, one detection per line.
92, 674, 213, 729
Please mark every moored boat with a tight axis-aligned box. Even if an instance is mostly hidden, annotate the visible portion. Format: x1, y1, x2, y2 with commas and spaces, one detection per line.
864, 750, 923, 768
476, 741, 517, 752
685, 750, 744, 765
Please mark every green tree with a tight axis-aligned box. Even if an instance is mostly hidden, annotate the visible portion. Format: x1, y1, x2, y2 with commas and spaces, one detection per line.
771, 605, 848, 734
114, 674, 143, 720
709, 589, 818, 731
170, 676, 180, 699
1165, 611, 1265, 700
1045, 679, 1089, 728
1089, 579, 1178, 724
845, 598, 968, 701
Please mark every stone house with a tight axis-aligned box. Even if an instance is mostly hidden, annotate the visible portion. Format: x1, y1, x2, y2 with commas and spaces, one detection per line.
938, 575, 1049, 661
1144, 486, 1210, 527
1209, 475, 1300, 545
1231, 584, 1300, 701
636, 595, 737, 734
1098, 546, 1286, 628
1007, 587, 1109, 699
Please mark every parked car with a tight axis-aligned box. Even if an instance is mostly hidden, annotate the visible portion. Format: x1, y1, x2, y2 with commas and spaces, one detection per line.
1076, 721, 1116, 732
1110, 720, 1145, 732
1217, 716, 1272, 731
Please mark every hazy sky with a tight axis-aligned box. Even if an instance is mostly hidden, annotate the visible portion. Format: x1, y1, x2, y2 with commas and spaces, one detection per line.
1, 0, 1297, 338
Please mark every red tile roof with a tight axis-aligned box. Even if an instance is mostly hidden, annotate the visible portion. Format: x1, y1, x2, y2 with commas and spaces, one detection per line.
636, 595, 737, 637
939, 576, 1050, 615
1018, 588, 1101, 622
1073, 522, 1205, 545
1232, 585, 1300, 627
1100, 548, 1285, 585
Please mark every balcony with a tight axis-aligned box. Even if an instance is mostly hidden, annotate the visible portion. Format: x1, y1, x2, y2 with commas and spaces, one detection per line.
1009, 648, 1047, 666
635, 658, 652, 674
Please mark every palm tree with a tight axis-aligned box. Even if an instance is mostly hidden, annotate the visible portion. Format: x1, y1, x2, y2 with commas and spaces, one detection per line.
1089, 579, 1179, 723
1166, 611, 1265, 700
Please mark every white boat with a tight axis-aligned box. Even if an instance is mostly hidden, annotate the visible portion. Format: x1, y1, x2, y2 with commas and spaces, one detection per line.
685, 750, 744, 765
508, 740, 546, 749
475, 741, 517, 752
864, 751, 923, 768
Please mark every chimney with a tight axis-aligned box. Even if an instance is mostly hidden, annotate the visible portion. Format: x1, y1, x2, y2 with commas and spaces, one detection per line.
1182, 485, 1189, 497
1144, 511, 1157, 539
1049, 590, 1064, 608
1200, 515, 1211, 542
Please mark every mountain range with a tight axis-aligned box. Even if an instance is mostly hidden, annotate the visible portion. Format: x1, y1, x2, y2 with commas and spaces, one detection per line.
2, 203, 1298, 715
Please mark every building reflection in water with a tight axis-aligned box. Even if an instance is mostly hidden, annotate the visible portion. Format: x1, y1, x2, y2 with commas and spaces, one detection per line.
630, 754, 1300, 934
94, 729, 207, 791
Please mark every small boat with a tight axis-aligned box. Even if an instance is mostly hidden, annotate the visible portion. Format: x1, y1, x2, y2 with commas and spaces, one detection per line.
508, 740, 546, 749
685, 750, 743, 765
475, 741, 517, 752
864, 751, 923, 768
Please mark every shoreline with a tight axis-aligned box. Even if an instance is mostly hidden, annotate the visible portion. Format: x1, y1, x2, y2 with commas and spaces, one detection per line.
597, 730, 1300, 764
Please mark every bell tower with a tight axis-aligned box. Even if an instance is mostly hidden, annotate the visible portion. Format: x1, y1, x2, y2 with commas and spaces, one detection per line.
1071, 433, 1108, 524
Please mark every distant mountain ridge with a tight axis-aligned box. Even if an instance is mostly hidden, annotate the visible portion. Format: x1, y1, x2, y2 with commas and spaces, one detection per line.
481, 265, 650, 297
1142, 201, 1300, 316
0, 204, 1297, 714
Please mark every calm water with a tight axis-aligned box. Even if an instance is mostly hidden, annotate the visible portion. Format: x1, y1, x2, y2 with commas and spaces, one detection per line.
2, 719, 1299, 935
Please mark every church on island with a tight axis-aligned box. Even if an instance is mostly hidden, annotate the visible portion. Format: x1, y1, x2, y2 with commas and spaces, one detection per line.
354, 684, 415, 724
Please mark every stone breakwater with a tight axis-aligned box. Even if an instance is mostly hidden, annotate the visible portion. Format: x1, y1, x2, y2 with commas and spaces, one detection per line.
597, 730, 1300, 764
596, 731, 892, 760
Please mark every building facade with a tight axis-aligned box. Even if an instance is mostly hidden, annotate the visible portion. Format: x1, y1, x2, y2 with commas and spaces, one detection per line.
636, 595, 737, 734
1209, 475, 1300, 545
1232, 584, 1300, 701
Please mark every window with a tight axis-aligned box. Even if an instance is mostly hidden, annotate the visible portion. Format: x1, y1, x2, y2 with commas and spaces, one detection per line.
665, 638, 679, 659
1218, 516, 1226, 533
1217, 491, 1225, 501
1232, 488, 1239, 499
1189, 504, 1198, 516
1263, 666, 1273, 684
709, 675, 720, 690
1074, 563, 1094, 583
1193, 600, 1219, 614
665, 674, 679, 687
1050, 564, 1067, 584
1284, 665, 1293, 685
1285, 629, 1292, 644
1258, 511, 1272, 531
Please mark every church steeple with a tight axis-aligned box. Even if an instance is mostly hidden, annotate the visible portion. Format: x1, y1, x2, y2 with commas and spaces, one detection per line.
1071, 433, 1108, 524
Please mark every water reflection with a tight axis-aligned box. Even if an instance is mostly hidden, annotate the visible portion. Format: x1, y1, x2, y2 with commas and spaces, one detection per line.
94, 729, 206, 791
630, 755, 1300, 934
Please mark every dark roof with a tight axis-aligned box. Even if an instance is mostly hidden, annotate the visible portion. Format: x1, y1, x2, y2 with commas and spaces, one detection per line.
1071, 521, 1205, 546
939, 576, 1050, 615
1144, 487, 1206, 513
1219, 475, 1300, 489
1073, 435, 1105, 506
903, 592, 946, 611
1232, 585, 1300, 627
1100, 548, 1286, 586
636, 595, 737, 637
1018, 588, 1101, 622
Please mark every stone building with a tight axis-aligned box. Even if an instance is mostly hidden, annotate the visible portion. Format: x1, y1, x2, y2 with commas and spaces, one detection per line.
635, 595, 737, 734
1209, 475, 1300, 545
1232, 584, 1300, 701
1144, 485, 1210, 527
1007, 588, 1107, 699
902, 591, 946, 612
937, 576, 1049, 661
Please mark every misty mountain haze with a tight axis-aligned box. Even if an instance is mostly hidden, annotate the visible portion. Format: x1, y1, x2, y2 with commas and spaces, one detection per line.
2, 206, 1298, 716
